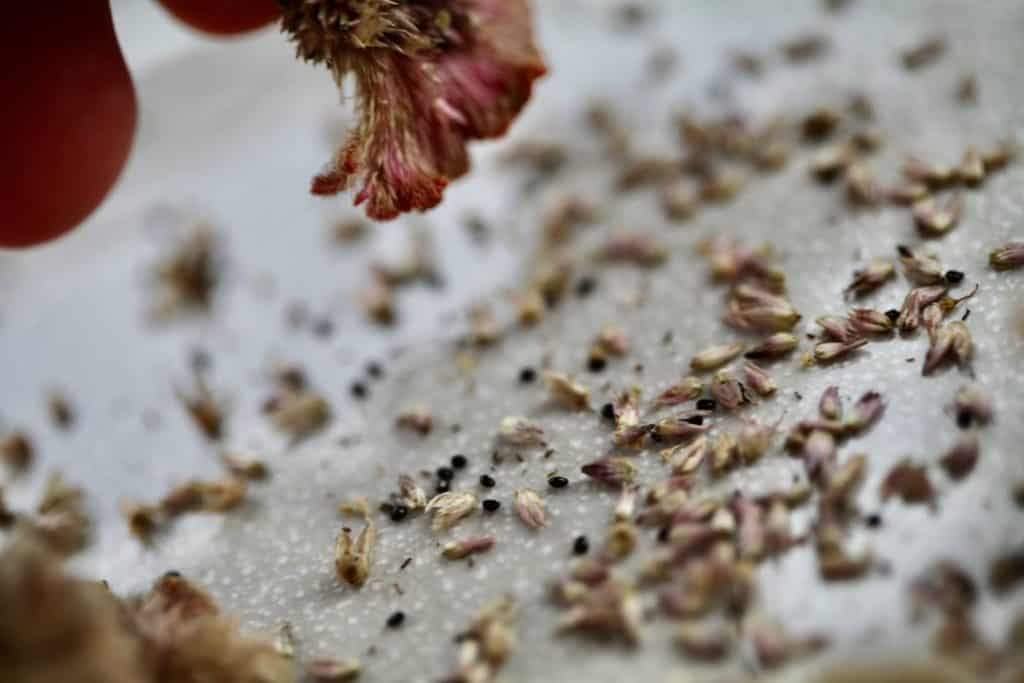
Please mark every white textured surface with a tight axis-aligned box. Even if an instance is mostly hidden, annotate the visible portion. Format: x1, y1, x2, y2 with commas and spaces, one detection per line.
2, 1, 1024, 681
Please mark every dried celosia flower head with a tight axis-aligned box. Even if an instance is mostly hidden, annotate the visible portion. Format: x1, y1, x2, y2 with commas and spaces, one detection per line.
989, 241, 1024, 271
898, 244, 945, 285
844, 258, 894, 297
581, 456, 637, 487
513, 488, 546, 529
745, 332, 799, 359
285, 0, 546, 219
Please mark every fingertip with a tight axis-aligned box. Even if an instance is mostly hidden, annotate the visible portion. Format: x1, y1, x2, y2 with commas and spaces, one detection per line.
156, 0, 281, 36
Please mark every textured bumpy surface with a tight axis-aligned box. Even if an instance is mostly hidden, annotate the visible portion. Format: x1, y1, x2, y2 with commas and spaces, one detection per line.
1, 1, 1023, 681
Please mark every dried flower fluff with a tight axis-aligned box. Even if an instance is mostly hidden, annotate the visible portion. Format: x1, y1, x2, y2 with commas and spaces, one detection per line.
284, 1, 546, 219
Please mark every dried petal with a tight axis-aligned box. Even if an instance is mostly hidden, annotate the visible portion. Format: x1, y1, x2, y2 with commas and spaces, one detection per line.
743, 361, 776, 396
651, 376, 703, 406
443, 536, 496, 560
738, 418, 777, 463
711, 432, 738, 475
289, 1, 547, 220
334, 519, 375, 588
939, 432, 979, 480
912, 194, 962, 236
307, 657, 361, 682
898, 244, 945, 285
541, 193, 595, 245
880, 460, 934, 504
497, 416, 545, 446
543, 371, 590, 411
813, 338, 868, 363
847, 308, 894, 335
844, 259, 894, 297
426, 491, 477, 532
819, 386, 842, 421
513, 488, 546, 529
690, 341, 745, 371
897, 285, 948, 333
662, 435, 708, 476
1, 430, 33, 471
150, 226, 218, 317
815, 315, 857, 343
744, 332, 799, 359
711, 370, 746, 410
581, 457, 637, 487
989, 241, 1024, 271
846, 391, 885, 432
651, 411, 711, 440
395, 405, 433, 435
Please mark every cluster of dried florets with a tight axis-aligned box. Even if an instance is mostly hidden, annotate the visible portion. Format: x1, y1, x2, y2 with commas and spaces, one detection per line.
282, 0, 546, 220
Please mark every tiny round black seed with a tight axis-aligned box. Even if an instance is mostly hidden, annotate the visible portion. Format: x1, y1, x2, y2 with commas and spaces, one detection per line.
350, 382, 368, 399
601, 403, 616, 421
435, 480, 450, 494
696, 398, 716, 411
956, 410, 972, 429
519, 367, 537, 384
548, 475, 570, 489
573, 535, 590, 555
684, 415, 704, 426
451, 454, 468, 469
366, 362, 383, 379
390, 505, 409, 522
479, 474, 496, 488
885, 309, 900, 322
386, 611, 405, 628
657, 526, 670, 543
944, 269, 965, 284
482, 499, 501, 512
437, 466, 455, 481
575, 277, 597, 297
312, 318, 334, 338
587, 355, 607, 372
865, 513, 882, 528
897, 245, 912, 258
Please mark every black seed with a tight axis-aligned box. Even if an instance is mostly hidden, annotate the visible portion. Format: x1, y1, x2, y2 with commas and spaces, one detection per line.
865, 513, 882, 528
482, 499, 501, 512
519, 367, 536, 384
575, 277, 597, 297
885, 309, 900, 322
479, 474, 496, 488
587, 355, 607, 372
451, 454, 468, 469
350, 382, 368, 399
386, 611, 405, 629
390, 505, 409, 522
601, 403, 616, 421
657, 526, 670, 543
573, 535, 590, 555
437, 466, 455, 481
189, 348, 211, 373
164, 570, 182, 578
956, 410, 972, 429
435, 480, 450, 494
944, 269, 965, 284
684, 415, 704, 426
650, 432, 663, 443
312, 317, 334, 338
696, 398, 716, 411
548, 475, 570, 489
897, 245, 912, 258
366, 361, 383, 379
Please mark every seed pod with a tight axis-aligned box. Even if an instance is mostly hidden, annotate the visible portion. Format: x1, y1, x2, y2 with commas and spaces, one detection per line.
819, 386, 842, 420
848, 308, 894, 335
981, 138, 1016, 171
651, 411, 711, 440
469, 304, 500, 346
912, 194, 962, 236
815, 315, 857, 343
743, 361, 776, 396
497, 416, 545, 446
426, 491, 477, 531
513, 489, 546, 529
652, 376, 703, 406
614, 485, 639, 521
443, 536, 496, 560
844, 259, 894, 297
176, 374, 225, 441
543, 371, 590, 411
813, 338, 868, 363
880, 460, 934, 504
898, 245, 945, 285
711, 432, 738, 474
823, 453, 867, 507
662, 435, 708, 475
939, 433, 979, 480
989, 241, 1024, 271
846, 391, 885, 432
923, 321, 972, 375
711, 370, 745, 410
335, 520, 375, 587
581, 457, 637, 486
744, 332, 798, 359
690, 341, 745, 371
897, 285, 947, 333
951, 384, 992, 425
661, 182, 698, 221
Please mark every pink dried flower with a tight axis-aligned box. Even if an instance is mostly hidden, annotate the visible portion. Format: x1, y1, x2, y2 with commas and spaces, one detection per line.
803, 429, 836, 482
912, 193, 962, 236
513, 488, 546, 529
847, 308, 894, 335
844, 258, 894, 297
581, 456, 637, 487
651, 376, 703, 406
710, 370, 746, 410
662, 435, 707, 476
744, 332, 798, 359
690, 341, 745, 371
846, 391, 884, 432
815, 315, 857, 343
743, 361, 776, 396
896, 285, 947, 333
819, 386, 842, 421
497, 416, 545, 446
989, 241, 1024, 271
923, 320, 972, 375
443, 535, 496, 560
813, 338, 868, 363
723, 285, 801, 333
651, 410, 711, 440
285, 0, 547, 220
898, 244, 944, 285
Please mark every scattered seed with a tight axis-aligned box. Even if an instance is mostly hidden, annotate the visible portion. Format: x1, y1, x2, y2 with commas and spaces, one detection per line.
989, 241, 1024, 271
691, 341, 745, 371
395, 405, 433, 435
912, 194, 962, 237
543, 371, 590, 411
581, 457, 637, 487
513, 488, 546, 529
901, 36, 946, 70
844, 259, 894, 297
497, 416, 545, 447
443, 536, 496, 560
425, 491, 477, 532
482, 498, 500, 512
573, 535, 590, 556
548, 475, 569, 489
880, 460, 934, 505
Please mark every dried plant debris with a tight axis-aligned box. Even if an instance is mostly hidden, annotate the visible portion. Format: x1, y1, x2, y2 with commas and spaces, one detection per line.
543, 371, 590, 410
359, 276, 396, 325
307, 657, 361, 681
581, 456, 637, 487
898, 245, 945, 285
556, 576, 642, 645
441, 596, 517, 683
395, 405, 433, 435
923, 320, 972, 375
901, 36, 946, 70
27, 471, 91, 556
989, 550, 1024, 594
513, 488, 546, 530
497, 416, 545, 447
939, 432, 979, 480
880, 460, 935, 505
1, 429, 33, 471
219, 450, 268, 480
285, 0, 546, 220
781, 33, 830, 62
844, 259, 894, 297
263, 369, 332, 441
745, 332, 798, 359
691, 341, 745, 372
176, 372, 226, 440
150, 226, 219, 318
596, 230, 668, 267
912, 194, 962, 237
46, 391, 74, 430
443, 536, 496, 560
652, 376, 703, 407
121, 477, 247, 540
989, 241, 1024, 271
328, 217, 368, 243
0, 537, 295, 683
426, 491, 477, 532
335, 513, 375, 588
951, 384, 992, 426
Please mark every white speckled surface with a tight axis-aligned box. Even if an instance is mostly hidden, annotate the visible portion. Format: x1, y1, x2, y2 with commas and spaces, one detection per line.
1, 1, 1023, 681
